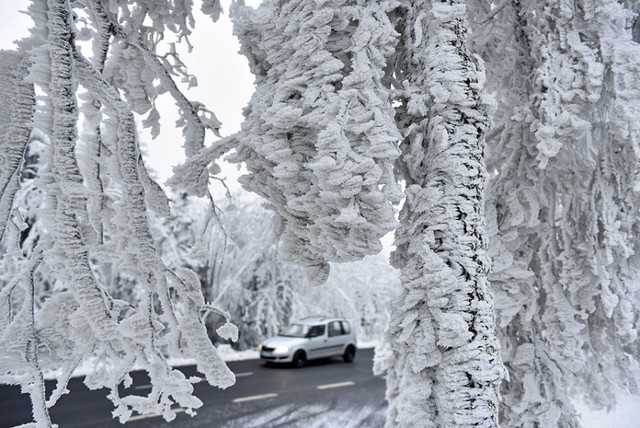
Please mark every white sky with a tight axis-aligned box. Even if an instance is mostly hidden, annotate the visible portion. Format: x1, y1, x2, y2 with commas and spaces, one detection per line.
0, 1, 31, 50
0, 0, 260, 195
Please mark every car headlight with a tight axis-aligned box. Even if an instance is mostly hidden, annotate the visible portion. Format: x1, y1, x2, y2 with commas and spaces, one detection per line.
274, 345, 289, 354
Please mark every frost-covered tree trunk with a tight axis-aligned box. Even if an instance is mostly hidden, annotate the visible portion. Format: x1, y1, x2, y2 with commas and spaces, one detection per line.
468, 0, 640, 426
381, 2, 504, 426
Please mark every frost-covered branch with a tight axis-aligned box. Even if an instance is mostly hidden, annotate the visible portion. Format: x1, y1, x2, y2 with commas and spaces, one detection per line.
468, 0, 640, 425
97, 0, 220, 160
0, 51, 35, 244
230, 0, 402, 283
72, 28, 234, 410
0, 0, 237, 425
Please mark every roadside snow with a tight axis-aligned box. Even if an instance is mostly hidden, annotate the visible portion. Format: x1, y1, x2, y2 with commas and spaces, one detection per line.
357, 339, 378, 349
34, 344, 259, 381
211, 344, 260, 362
34, 342, 378, 381
577, 393, 640, 428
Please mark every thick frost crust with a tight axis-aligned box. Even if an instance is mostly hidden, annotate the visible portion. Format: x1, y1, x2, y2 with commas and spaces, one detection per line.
469, 0, 640, 426
230, 0, 402, 283
0, 51, 34, 251
382, 1, 504, 427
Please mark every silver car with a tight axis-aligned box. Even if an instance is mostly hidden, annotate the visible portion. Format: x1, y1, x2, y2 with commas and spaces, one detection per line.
259, 317, 357, 367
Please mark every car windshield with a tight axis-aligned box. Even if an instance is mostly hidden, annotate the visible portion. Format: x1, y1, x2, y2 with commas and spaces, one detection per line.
281, 323, 310, 338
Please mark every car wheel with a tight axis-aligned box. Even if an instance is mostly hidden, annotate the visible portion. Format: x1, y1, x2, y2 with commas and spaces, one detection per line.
342, 345, 356, 363
292, 350, 306, 368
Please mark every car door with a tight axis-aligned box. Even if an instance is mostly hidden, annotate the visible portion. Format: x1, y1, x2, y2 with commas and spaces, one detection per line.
305, 324, 328, 359
324, 320, 348, 357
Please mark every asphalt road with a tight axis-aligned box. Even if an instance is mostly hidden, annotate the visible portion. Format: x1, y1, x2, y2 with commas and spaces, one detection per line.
0, 348, 386, 428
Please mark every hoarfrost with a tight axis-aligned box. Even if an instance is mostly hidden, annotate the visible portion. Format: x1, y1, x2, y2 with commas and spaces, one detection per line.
223, 0, 402, 283
0, 0, 236, 425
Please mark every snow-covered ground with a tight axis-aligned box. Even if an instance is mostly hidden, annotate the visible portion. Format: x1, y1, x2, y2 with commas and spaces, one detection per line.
220, 402, 386, 428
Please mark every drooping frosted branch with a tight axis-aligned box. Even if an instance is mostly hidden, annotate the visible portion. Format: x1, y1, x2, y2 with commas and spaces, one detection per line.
0, 51, 35, 244
99, 0, 220, 162
468, 0, 640, 425
72, 39, 235, 413
0, 0, 236, 425
229, 0, 402, 283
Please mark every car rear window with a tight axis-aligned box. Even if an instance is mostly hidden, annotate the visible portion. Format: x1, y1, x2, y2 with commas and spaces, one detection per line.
329, 320, 352, 336
340, 321, 351, 334
328, 321, 342, 336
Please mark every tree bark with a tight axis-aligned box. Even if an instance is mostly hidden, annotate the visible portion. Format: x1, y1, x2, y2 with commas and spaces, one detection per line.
384, 1, 504, 426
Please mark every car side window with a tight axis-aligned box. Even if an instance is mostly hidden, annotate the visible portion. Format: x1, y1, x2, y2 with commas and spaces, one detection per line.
340, 321, 351, 335
328, 321, 344, 337
308, 324, 325, 338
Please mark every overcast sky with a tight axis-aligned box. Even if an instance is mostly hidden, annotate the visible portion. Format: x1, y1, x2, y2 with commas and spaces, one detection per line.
0, 0, 259, 195
0, 0, 31, 50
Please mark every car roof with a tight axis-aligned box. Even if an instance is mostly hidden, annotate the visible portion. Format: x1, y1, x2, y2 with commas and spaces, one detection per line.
294, 316, 348, 325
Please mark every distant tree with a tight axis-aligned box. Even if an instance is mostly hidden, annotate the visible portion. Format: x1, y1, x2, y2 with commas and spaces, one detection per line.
295, 254, 400, 342
210, 201, 300, 350
212, 202, 401, 349
195, 198, 400, 350
151, 192, 223, 340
